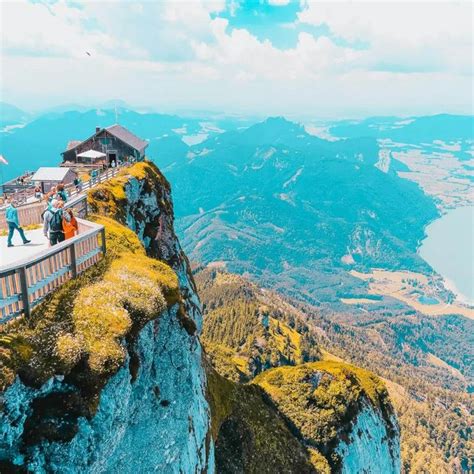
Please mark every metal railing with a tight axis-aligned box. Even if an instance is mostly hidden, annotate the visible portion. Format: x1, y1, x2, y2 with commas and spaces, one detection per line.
0, 166, 122, 229
0, 218, 106, 323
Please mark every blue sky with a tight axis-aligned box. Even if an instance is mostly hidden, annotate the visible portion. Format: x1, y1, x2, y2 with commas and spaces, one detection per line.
0, 0, 472, 118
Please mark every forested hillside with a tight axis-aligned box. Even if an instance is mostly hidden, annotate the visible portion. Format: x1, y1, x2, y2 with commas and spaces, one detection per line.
196, 267, 320, 381
197, 268, 473, 473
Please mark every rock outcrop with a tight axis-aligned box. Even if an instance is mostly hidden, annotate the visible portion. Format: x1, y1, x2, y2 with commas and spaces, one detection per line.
0, 162, 212, 472
253, 361, 401, 473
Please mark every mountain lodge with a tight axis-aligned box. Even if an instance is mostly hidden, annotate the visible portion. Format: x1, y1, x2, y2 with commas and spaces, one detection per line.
62, 124, 148, 168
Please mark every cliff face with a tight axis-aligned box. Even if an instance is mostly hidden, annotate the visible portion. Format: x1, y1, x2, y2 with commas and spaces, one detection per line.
336, 400, 400, 474
0, 163, 212, 472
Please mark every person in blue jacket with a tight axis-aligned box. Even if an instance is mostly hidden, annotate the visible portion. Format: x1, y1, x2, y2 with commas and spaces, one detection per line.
5, 198, 31, 247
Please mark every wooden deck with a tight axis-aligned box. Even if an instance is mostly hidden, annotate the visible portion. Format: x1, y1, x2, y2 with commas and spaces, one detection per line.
0, 163, 142, 322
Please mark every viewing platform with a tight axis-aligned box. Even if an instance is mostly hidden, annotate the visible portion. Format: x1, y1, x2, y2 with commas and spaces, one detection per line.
0, 123, 149, 324
0, 169, 120, 323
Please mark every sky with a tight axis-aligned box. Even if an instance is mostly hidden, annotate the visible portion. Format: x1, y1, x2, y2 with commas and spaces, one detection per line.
0, 0, 472, 119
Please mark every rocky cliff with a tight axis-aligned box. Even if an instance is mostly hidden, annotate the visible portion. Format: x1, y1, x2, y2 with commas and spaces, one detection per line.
0, 162, 401, 473
0, 162, 212, 472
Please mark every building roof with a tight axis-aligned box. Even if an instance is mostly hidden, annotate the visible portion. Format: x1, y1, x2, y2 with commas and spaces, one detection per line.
76, 149, 107, 159
66, 140, 82, 151
62, 124, 148, 155
105, 124, 148, 153
31, 167, 73, 182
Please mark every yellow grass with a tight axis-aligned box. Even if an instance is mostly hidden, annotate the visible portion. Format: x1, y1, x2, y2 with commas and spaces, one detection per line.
232, 355, 249, 373
320, 349, 344, 363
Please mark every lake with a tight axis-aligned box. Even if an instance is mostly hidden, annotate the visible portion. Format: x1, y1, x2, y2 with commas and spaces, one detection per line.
419, 206, 474, 306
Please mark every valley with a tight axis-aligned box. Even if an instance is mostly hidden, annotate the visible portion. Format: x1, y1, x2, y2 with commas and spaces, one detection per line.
390, 144, 473, 210
197, 267, 473, 473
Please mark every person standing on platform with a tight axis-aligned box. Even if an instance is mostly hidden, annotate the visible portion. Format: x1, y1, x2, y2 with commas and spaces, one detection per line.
5, 198, 31, 248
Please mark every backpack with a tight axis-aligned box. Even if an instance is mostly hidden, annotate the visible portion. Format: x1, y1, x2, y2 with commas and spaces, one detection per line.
50, 210, 64, 232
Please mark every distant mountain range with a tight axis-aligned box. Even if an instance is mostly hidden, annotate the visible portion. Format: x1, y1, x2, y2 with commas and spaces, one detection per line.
168, 117, 439, 302
0, 108, 247, 182
0, 102, 30, 128
329, 113, 474, 143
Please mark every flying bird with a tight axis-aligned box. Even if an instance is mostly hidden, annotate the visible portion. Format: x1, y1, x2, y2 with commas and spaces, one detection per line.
86, 51, 91, 56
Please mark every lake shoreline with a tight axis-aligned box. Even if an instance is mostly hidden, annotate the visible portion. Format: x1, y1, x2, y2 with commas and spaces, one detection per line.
418, 205, 474, 307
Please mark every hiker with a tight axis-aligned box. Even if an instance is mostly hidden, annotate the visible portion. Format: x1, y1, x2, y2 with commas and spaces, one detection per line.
73, 176, 82, 193
90, 169, 98, 184
5, 198, 31, 247
63, 208, 78, 240
56, 183, 68, 202
43, 199, 70, 246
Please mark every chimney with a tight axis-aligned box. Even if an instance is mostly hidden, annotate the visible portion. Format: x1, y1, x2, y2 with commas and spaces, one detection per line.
95, 126, 100, 134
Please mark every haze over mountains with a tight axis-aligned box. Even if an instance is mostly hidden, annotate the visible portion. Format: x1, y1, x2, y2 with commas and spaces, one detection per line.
169, 116, 440, 302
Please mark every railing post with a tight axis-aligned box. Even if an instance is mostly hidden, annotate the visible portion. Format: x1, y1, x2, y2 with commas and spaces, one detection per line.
100, 227, 106, 255
18, 266, 30, 317
70, 243, 77, 278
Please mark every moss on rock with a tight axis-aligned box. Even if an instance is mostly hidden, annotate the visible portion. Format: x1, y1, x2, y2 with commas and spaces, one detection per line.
0, 183, 179, 392
87, 161, 170, 222
253, 361, 396, 468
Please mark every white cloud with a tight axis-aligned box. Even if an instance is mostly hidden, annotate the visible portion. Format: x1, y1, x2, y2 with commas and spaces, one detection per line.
0, 1, 146, 59
192, 18, 364, 80
298, 1, 472, 74
0, 0, 472, 118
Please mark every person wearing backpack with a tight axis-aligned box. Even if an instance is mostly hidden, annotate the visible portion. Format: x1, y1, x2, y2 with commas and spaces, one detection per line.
43, 199, 70, 246
73, 176, 82, 193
